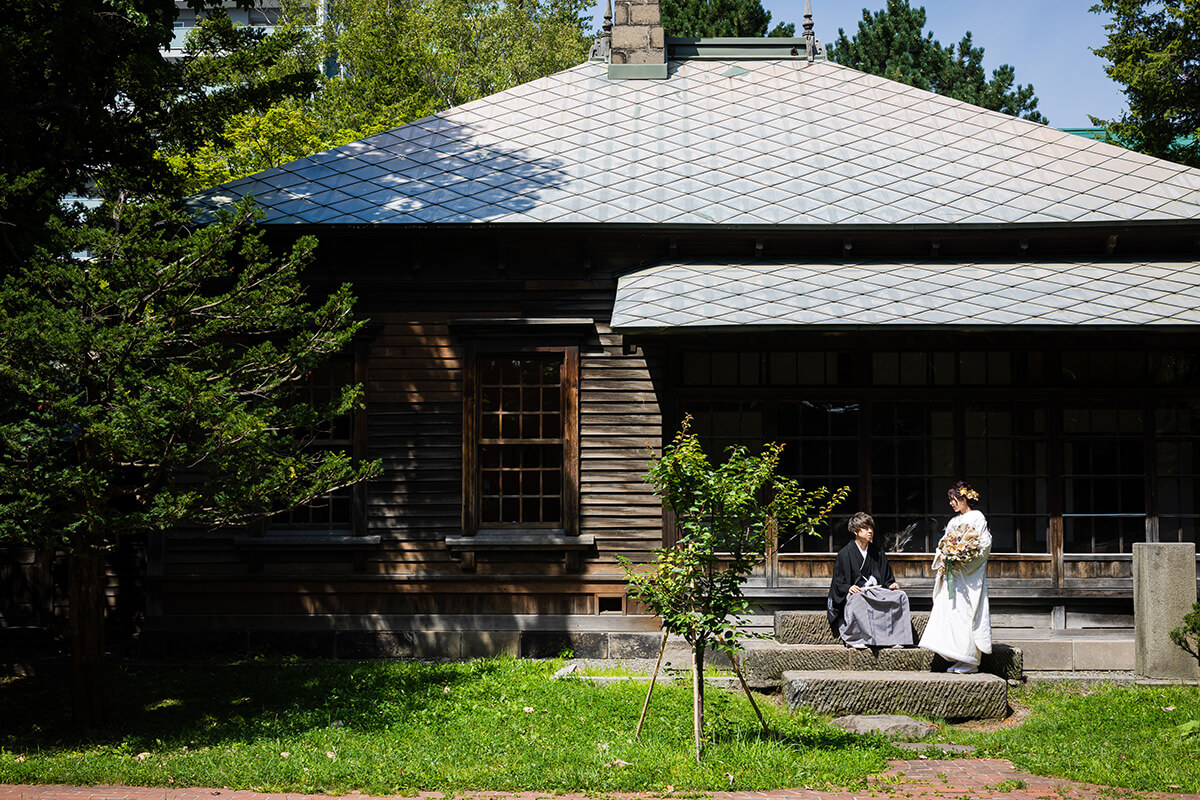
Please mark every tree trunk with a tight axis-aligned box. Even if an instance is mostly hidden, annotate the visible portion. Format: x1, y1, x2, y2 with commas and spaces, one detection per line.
68, 533, 106, 727
692, 641, 705, 761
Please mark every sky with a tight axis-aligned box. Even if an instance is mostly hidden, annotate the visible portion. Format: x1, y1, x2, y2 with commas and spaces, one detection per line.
593, 0, 1128, 129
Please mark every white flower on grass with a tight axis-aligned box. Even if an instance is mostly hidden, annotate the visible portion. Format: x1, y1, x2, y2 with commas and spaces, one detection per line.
280, 752, 290, 759
523, 706, 534, 713
326, 751, 336, 760
135, 753, 151, 761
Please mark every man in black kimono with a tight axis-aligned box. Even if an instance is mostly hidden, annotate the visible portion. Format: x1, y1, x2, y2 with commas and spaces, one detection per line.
826, 512, 913, 648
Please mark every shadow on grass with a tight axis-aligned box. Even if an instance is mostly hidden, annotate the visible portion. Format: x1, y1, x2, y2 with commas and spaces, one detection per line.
0, 657, 499, 752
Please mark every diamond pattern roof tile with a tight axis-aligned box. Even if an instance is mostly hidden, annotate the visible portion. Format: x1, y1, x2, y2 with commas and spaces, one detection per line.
190, 59, 1200, 227
611, 260, 1200, 330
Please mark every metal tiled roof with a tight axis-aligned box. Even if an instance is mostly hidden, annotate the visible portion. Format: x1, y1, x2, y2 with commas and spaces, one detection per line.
609, 260, 1200, 330
190, 59, 1200, 227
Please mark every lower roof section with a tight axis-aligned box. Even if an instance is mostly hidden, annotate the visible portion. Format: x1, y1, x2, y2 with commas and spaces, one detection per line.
609, 259, 1200, 332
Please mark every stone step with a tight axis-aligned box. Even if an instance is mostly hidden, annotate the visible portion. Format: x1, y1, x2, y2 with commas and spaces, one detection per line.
772, 611, 1024, 680
739, 641, 935, 689
783, 669, 1009, 719
775, 609, 929, 645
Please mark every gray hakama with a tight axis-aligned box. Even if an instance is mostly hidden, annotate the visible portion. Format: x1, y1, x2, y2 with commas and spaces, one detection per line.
840, 585, 914, 648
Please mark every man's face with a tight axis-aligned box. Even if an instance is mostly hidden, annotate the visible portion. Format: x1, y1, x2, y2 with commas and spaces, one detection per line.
853, 526, 874, 547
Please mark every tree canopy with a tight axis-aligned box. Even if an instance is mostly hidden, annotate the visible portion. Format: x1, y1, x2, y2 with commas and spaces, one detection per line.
661, 0, 794, 38
626, 417, 847, 759
828, 0, 1046, 123
1091, 0, 1200, 167
0, 0, 319, 258
167, 0, 594, 194
0, 0, 374, 725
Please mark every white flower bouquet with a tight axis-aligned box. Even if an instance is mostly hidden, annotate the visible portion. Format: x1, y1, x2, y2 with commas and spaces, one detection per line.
936, 521, 984, 570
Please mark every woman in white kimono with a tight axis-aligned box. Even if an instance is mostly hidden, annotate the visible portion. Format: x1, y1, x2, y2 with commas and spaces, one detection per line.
919, 481, 992, 673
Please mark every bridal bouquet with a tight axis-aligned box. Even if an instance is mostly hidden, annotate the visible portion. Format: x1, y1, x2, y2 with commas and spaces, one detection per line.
937, 521, 984, 568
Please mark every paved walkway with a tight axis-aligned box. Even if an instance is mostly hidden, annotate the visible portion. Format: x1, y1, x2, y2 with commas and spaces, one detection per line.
2, 760, 1199, 800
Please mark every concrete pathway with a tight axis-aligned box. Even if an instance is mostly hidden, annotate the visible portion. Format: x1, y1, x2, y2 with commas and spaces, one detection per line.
2, 759, 1199, 800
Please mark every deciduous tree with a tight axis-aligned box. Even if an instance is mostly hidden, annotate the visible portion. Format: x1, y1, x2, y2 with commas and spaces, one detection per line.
1091, 0, 1200, 167
624, 418, 847, 760
829, 0, 1046, 123
169, 0, 594, 193
0, 0, 318, 257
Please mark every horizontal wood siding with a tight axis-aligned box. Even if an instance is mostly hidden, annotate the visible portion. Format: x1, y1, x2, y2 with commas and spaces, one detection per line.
580, 329, 664, 566
151, 277, 667, 623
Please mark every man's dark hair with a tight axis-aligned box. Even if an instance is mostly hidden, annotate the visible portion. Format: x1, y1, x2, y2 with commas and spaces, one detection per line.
848, 512, 874, 535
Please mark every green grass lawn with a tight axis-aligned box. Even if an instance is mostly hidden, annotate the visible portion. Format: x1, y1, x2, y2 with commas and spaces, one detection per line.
941, 681, 1200, 794
2, 660, 1199, 795
0, 657, 892, 794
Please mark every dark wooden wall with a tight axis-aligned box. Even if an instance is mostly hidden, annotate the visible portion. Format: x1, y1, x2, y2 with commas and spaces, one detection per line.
147, 240, 667, 626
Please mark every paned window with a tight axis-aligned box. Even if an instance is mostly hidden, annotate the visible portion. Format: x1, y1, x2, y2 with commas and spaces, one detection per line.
1157, 403, 1200, 544
275, 357, 361, 530
465, 347, 578, 535
1063, 403, 1145, 553
674, 344, 1199, 557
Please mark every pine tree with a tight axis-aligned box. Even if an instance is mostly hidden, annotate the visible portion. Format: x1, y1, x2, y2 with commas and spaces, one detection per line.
828, 0, 1045, 123
661, 0, 795, 38
1092, 0, 1200, 167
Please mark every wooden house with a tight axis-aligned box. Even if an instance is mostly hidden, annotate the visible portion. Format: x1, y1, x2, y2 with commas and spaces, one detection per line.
25, 0, 1200, 662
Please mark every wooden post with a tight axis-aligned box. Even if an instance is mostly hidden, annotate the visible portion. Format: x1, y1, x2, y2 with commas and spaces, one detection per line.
692, 642, 704, 761
635, 630, 669, 738
728, 649, 768, 734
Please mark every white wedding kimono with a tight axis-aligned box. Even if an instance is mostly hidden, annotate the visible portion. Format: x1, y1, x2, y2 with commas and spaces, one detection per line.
919, 509, 992, 665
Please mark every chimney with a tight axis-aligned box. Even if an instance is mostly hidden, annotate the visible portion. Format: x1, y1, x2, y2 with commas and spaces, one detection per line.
608, 0, 667, 79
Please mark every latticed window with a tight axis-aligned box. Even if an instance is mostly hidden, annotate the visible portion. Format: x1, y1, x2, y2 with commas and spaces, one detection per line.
464, 346, 578, 535
479, 355, 564, 526
275, 356, 360, 530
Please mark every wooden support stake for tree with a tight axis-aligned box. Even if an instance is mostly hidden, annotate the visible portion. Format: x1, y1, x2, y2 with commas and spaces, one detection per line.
728, 648, 768, 734
692, 643, 704, 762
635, 630, 669, 738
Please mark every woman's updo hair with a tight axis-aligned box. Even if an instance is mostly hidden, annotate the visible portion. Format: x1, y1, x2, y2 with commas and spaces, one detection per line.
948, 480, 981, 508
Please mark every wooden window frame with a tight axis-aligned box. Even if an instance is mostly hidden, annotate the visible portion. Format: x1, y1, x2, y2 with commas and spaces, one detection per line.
462, 342, 580, 539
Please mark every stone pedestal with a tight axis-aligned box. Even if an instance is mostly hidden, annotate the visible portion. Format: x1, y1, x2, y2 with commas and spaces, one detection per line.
1133, 542, 1200, 680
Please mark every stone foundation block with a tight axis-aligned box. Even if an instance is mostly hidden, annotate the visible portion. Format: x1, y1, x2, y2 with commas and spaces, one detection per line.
784, 670, 1008, 719
412, 631, 461, 658
520, 632, 608, 659
336, 630, 413, 659
461, 631, 520, 658
609, 632, 665, 658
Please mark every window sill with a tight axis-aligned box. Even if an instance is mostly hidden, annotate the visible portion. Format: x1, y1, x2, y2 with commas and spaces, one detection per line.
234, 533, 380, 572
235, 533, 381, 548
446, 531, 595, 571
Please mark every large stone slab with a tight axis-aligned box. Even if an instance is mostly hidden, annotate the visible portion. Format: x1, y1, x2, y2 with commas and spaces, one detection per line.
776, 610, 929, 645
739, 641, 934, 688
830, 714, 938, 740
784, 669, 1008, 719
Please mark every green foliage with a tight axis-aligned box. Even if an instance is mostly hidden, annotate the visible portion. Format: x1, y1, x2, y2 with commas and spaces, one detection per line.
626, 417, 848, 653
168, 0, 594, 192
0, 658, 888, 793
0, 198, 378, 546
942, 682, 1200, 793
1169, 600, 1200, 658
661, 0, 795, 38
1092, 0, 1200, 167
828, 0, 1046, 123
0, 0, 319, 252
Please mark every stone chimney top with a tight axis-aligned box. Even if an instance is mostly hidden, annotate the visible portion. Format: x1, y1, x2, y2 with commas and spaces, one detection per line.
608, 0, 667, 79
